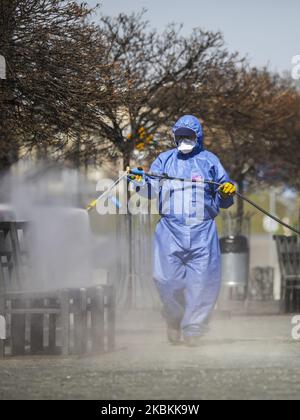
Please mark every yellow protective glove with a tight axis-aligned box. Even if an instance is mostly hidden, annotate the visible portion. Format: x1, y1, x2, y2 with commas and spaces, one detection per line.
219, 182, 236, 198
126, 167, 145, 184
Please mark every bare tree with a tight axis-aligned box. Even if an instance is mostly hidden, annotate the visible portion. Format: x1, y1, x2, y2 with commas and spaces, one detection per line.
96, 11, 241, 168
196, 67, 300, 228
267, 84, 300, 188
0, 0, 124, 170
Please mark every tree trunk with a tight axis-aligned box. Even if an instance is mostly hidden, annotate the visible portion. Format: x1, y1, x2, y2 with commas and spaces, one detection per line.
123, 145, 132, 170
0, 6, 19, 171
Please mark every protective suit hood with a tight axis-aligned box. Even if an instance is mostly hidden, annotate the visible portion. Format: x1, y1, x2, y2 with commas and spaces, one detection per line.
173, 115, 204, 153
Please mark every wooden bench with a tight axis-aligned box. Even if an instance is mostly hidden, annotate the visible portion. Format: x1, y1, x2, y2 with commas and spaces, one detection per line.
0, 222, 116, 358
0, 285, 115, 358
273, 235, 300, 313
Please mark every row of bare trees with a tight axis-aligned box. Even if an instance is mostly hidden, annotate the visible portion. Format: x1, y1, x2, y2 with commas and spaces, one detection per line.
1, 1, 299, 194
0, 0, 127, 169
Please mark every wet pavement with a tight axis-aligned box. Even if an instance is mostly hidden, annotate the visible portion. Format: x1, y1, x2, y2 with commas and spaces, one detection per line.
0, 312, 299, 400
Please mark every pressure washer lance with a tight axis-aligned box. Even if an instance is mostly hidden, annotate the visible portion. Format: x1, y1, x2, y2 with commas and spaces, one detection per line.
129, 168, 300, 236
86, 172, 128, 211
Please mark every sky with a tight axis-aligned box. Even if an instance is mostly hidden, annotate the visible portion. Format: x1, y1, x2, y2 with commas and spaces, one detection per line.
85, 0, 300, 74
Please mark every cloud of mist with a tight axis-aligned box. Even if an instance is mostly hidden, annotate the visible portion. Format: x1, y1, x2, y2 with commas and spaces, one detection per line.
0, 161, 100, 291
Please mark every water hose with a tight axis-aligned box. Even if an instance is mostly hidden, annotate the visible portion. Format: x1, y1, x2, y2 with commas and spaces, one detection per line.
129, 169, 300, 236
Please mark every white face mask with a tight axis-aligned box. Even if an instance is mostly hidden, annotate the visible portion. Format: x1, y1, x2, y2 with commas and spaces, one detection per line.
177, 139, 197, 154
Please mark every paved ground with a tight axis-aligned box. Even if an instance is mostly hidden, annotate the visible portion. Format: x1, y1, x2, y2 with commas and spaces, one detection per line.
0, 311, 300, 400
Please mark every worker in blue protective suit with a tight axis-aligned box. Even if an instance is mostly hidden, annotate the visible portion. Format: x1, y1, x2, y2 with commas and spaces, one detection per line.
129, 115, 236, 347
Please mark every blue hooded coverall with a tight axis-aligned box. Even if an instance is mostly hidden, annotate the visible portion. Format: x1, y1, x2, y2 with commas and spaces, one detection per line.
139, 115, 234, 338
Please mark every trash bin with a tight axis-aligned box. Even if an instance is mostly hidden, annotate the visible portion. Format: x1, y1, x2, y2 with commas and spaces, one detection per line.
219, 235, 250, 300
